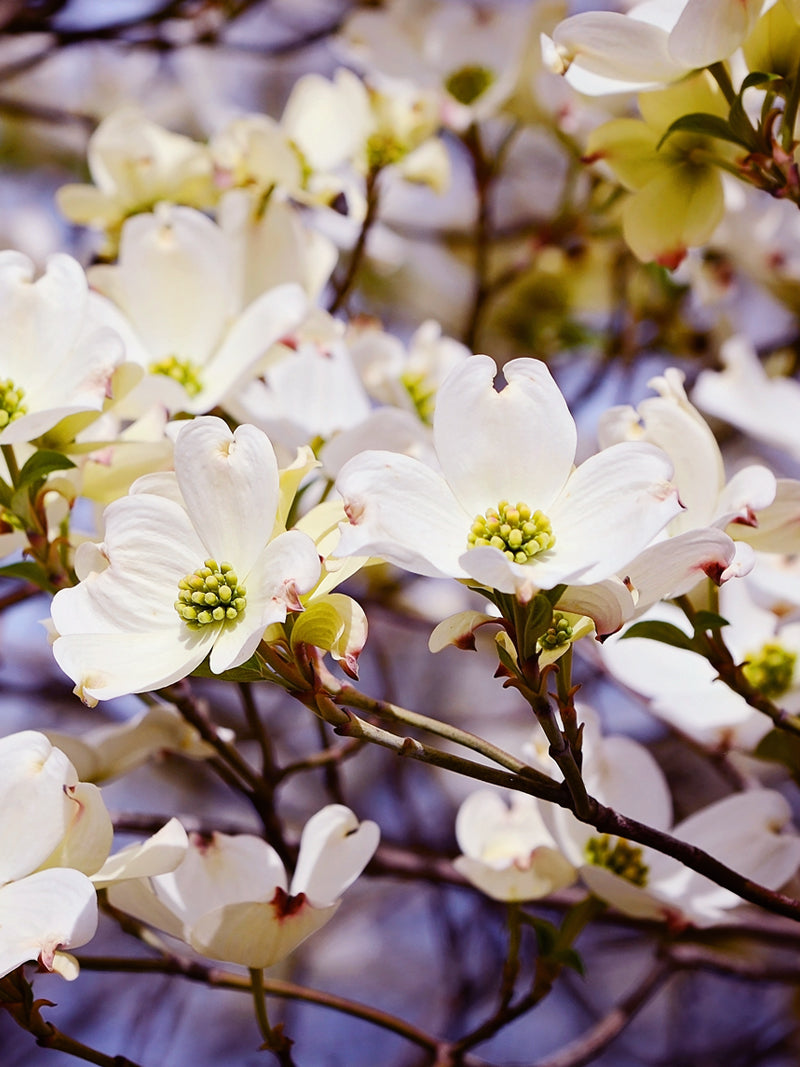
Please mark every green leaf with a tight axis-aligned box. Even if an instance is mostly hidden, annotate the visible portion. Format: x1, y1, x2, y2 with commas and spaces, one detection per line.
552, 947, 585, 976
190, 653, 266, 683
520, 594, 554, 661
740, 71, 782, 93
620, 621, 697, 652
692, 611, 730, 633
728, 96, 762, 152
17, 450, 76, 490
527, 916, 559, 956
0, 561, 53, 592
657, 112, 753, 151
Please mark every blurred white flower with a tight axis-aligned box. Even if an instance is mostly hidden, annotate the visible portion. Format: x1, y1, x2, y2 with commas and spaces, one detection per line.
453, 790, 576, 902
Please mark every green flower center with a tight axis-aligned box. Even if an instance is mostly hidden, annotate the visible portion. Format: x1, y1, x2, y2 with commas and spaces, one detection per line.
366, 132, 407, 171
444, 65, 496, 106
467, 501, 555, 565
149, 356, 203, 398
0, 378, 27, 429
175, 559, 246, 629
742, 641, 797, 699
584, 835, 649, 887
400, 369, 436, 424
539, 612, 573, 650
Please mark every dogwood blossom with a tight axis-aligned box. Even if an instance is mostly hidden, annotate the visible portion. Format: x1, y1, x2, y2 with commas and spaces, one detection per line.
544, 0, 766, 95
106, 805, 379, 969
531, 710, 800, 926
0, 731, 188, 979
86, 203, 308, 415
454, 790, 576, 902
335, 355, 681, 605
0, 251, 134, 446
50, 417, 321, 705
56, 106, 215, 252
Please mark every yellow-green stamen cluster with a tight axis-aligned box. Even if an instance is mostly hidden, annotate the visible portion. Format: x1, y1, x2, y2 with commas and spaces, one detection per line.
175, 559, 246, 629
400, 369, 436, 424
742, 641, 797, 699
366, 132, 408, 171
584, 835, 649, 887
149, 355, 203, 398
444, 65, 495, 106
539, 613, 573, 650
467, 501, 555, 564
0, 379, 27, 428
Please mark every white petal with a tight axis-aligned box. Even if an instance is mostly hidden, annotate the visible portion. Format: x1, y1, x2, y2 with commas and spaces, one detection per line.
433, 356, 576, 516
196, 283, 308, 412
0, 869, 97, 978
92, 819, 189, 887
174, 418, 279, 577
335, 450, 470, 578
623, 527, 739, 610
669, 0, 764, 68
547, 442, 681, 583
551, 11, 685, 85
715, 465, 776, 529
52, 627, 215, 704
153, 832, 286, 926
454, 850, 576, 902
189, 897, 338, 969
291, 805, 379, 906
38, 782, 113, 877
0, 732, 76, 882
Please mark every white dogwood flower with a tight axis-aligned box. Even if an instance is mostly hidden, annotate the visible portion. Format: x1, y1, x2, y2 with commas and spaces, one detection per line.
106, 805, 379, 969
51, 417, 321, 705
335, 355, 681, 604
454, 790, 576, 902
0, 251, 132, 446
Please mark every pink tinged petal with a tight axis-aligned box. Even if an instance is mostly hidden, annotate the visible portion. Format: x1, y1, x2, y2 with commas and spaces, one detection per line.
669, 0, 764, 68
38, 782, 113, 877
546, 442, 681, 585
0, 868, 98, 978
174, 417, 280, 576
291, 805, 380, 907
92, 818, 189, 888
551, 11, 685, 85
334, 451, 470, 578
153, 833, 287, 927
50, 495, 204, 636
623, 528, 740, 611
429, 610, 498, 653
195, 283, 309, 413
209, 529, 321, 675
716, 465, 777, 529
189, 894, 338, 969
0, 732, 77, 882
454, 851, 576, 902
729, 478, 800, 554
433, 356, 576, 517
52, 627, 215, 705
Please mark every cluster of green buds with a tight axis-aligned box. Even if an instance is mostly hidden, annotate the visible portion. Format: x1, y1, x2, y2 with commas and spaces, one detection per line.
743, 642, 797, 700
468, 501, 555, 564
149, 355, 203, 398
584, 834, 649, 887
0, 378, 27, 428
175, 559, 246, 629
